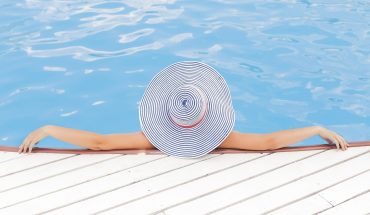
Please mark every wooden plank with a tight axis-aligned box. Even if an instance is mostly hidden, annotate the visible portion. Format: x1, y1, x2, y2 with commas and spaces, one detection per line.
318, 169, 370, 206
0, 153, 123, 192
0, 153, 74, 177
0, 153, 212, 213
267, 195, 332, 215
0, 154, 166, 209
164, 146, 370, 215
318, 191, 370, 215
0, 152, 26, 163
98, 150, 322, 215
34, 153, 264, 214
270, 170, 370, 214
211, 147, 370, 215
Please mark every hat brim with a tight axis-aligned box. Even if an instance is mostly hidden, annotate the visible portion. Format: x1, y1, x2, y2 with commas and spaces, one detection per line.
139, 61, 235, 159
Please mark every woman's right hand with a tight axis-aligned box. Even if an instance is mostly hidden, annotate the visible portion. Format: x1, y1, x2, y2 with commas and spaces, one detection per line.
317, 126, 349, 151
19, 126, 49, 154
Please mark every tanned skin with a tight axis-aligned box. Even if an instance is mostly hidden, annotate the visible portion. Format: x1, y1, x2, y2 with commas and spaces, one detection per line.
18, 125, 349, 154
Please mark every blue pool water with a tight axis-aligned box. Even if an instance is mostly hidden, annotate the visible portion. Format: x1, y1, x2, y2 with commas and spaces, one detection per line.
1, 1, 370, 149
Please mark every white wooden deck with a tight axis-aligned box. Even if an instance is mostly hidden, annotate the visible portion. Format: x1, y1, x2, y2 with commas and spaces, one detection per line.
0, 146, 369, 215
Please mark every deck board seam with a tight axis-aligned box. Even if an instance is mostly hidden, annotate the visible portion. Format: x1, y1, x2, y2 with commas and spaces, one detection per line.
207, 148, 370, 215
266, 168, 370, 214
0, 154, 78, 178
318, 193, 334, 207
90, 153, 271, 214
37, 154, 222, 214
0, 154, 124, 193
1, 148, 369, 214
154, 150, 326, 215
316, 189, 370, 214
0, 155, 167, 210
0, 154, 27, 165
45, 153, 269, 214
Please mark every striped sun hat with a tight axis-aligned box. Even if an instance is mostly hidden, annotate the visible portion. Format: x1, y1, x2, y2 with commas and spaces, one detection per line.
139, 61, 235, 159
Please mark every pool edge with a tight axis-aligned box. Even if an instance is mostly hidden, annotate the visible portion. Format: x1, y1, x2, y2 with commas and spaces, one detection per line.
1, 141, 369, 155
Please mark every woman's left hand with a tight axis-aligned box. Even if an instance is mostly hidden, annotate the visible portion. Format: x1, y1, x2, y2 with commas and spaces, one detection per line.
18, 126, 49, 154
318, 126, 349, 151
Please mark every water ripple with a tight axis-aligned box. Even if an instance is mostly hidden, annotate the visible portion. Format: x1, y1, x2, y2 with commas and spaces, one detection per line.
43, 66, 67, 72
16, 1, 182, 48
169, 33, 193, 43
25, 41, 163, 61
119, 28, 155, 44
25, 0, 125, 22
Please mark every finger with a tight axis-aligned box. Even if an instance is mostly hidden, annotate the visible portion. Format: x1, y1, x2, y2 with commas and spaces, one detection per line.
29, 133, 42, 150
330, 138, 338, 150
23, 137, 32, 154
18, 143, 24, 153
334, 135, 345, 151
335, 140, 340, 150
18, 140, 23, 153
22, 143, 28, 154
337, 135, 347, 150
19, 136, 29, 153
338, 135, 349, 149
20, 130, 36, 153
341, 140, 346, 150
332, 137, 340, 150
28, 142, 35, 154
28, 141, 37, 154
21, 137, 30, 153
20, 140, 26, 153
28, 140, 40, 154
25, 133, 37, 153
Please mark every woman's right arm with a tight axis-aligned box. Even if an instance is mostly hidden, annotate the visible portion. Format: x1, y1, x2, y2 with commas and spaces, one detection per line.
19, 125, 154, 153
19, 125, 103, 153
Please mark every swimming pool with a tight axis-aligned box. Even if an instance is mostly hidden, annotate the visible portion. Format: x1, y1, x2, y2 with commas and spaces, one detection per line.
1, 1, 369, 149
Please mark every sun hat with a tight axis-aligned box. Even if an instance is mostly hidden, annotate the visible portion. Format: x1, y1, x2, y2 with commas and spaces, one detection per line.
139, 61, 235, 159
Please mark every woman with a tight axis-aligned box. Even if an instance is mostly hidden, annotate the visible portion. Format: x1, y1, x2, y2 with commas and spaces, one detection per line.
17, 61, 349, 155
18, 125, 348, 154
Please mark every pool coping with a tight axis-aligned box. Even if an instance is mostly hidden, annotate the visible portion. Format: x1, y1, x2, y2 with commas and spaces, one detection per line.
0, 140, 369, 155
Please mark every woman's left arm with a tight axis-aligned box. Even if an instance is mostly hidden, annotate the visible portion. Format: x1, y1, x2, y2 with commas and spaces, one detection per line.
220, 126, 349, 151
268, 125, 349, 150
